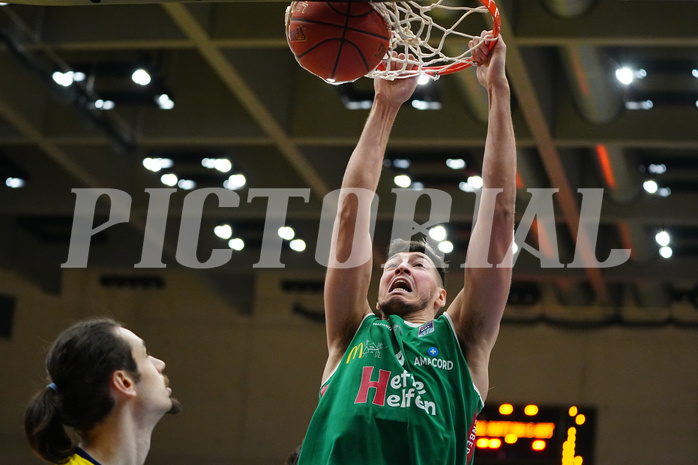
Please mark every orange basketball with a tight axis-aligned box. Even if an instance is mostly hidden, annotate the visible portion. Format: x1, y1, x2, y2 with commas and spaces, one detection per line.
286, 1, 391, 84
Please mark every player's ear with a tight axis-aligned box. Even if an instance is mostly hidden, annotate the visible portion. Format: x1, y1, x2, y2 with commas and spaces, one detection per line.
112, 370, 137, 398
436, 288, 447, 309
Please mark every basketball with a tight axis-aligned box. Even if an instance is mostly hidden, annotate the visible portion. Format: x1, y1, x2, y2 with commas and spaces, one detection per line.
286, 1, 391, 84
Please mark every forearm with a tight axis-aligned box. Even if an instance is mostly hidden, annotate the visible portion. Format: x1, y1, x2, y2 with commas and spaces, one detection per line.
482, 81, 516, 200
342, 96, 402, 192
479, 80, 516, 262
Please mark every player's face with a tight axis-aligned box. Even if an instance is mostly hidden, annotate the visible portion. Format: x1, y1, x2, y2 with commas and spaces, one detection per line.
377, 252, 443, 317
117, 328, 181, 417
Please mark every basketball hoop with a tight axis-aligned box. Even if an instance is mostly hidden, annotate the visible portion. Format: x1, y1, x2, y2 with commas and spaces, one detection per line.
367, 0, 501, 81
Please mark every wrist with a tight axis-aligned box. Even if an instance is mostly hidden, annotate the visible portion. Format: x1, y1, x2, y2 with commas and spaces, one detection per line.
487, 79, 510, 94
372, 93, 404, 116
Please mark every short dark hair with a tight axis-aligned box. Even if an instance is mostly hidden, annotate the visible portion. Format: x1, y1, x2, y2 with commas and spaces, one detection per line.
387, 238, 447, 287
24, 318, 140, 463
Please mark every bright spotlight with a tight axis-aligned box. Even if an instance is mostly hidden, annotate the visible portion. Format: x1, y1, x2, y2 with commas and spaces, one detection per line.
214, 158, 232, 173
615, 67, 634, 85
228, 238, 245, 251
428, 225, 447, 242
156, 93, 175, 110
94, 99, 115, 110
143, 157, 173, 172
659, 246, 672, 259
648, 163, 666, 174
278, 226, 295, 240
655, 231, 670, 246
52, 71, 74, 87
446, 158, 466, 170
642, 180, 658, 194
394, 174, 412, 188
417, 74, 430, 86
132, 68, 151, 86
437, 240, 454, 254
5, 177, 25, 188
467, 175, 484, 189
177, 179, 196, 190
160, 173, 178, 187
214, 224, 233, 240
289, 239, 306, 252
224, 174, 246, 190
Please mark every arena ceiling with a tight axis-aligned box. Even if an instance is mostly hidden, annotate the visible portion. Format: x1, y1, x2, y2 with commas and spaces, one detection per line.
1, 0, 697, 324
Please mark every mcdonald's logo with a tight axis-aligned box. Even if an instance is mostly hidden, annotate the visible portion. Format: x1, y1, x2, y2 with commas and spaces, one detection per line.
346, 342, 364, 364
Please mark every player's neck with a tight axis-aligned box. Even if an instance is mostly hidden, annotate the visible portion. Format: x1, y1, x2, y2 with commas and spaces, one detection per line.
80, 408, 155, 465
381, 307, 435, 326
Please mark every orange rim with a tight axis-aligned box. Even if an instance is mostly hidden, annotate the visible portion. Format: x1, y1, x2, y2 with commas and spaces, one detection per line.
377, 0, 501, 77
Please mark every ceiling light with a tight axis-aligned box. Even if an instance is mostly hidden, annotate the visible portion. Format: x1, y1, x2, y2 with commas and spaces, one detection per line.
437, 240, 453, 254
214, 158, 232, 173
223, 173, 246, 190
657, 187, 671, 197
344, 99, 373, 110
428, 225, 447, 241
394, 174, 412, 188
655, 231, 670, 247
417, 75, 430, 86
278, 226, 295, 240
393, 158, 411, 169
659, 246, 672, 259
446, 158, 466, 170
458, 181, 475, 192
642, 180, 658, 194
214, 224, 233, 240
615, 67, 634, 85
142, 157, 173, 172
692, 69, 698, 78
411, 99, 442, 110
52, 71, 75, 87
289, 239, 306, 252
625, 100, 653, 110
160, 173, 178, 187
132, 68, 151, 86
467, 175, 484, 189
5, 177, 25, 188
94, 99, 115, 110
156, 93, 175, 110
647, 163, 666, 174
228, 238, 245, 251
177, 179, 196, 190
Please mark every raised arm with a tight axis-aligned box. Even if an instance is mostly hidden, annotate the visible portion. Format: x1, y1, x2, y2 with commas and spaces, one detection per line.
322, 68, 419, 382
447, 33, 516, 400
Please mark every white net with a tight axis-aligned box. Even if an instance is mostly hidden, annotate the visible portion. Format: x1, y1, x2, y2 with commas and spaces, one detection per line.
366, 0, 500, 81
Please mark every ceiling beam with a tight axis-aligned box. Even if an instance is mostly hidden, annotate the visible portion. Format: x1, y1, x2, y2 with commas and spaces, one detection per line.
161, 3, 331, 199
498, 4, 612, 304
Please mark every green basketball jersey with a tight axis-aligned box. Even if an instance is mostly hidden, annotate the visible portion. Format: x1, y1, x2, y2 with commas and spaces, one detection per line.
298, 313, 484, 465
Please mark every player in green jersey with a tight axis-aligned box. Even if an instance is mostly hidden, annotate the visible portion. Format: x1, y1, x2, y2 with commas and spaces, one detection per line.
298, 31, 516, 465
25, 319, 180, 465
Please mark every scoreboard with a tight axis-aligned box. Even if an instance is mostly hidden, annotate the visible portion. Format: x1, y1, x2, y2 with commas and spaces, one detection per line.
474, 403, 596, 465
